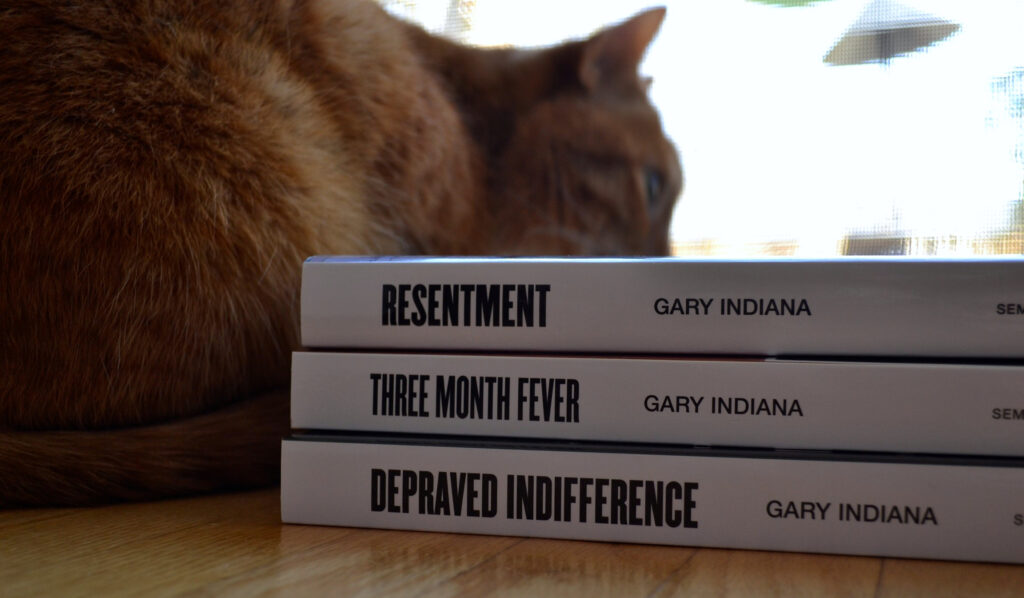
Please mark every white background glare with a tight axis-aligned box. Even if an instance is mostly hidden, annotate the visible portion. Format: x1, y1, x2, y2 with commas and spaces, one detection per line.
385, 0, 1024, 256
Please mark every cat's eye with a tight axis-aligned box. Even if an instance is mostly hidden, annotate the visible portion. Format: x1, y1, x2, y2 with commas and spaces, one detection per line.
645, 169, 664, 210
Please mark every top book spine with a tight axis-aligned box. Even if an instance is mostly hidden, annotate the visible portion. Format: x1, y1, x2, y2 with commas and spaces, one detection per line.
300, 256, 1024, 358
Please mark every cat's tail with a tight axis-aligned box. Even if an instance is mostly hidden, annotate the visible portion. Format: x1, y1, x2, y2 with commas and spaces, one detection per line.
0, 390, 288, 507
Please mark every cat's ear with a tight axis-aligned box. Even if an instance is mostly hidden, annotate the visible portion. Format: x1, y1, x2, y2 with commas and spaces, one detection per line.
579, 7, 666, 93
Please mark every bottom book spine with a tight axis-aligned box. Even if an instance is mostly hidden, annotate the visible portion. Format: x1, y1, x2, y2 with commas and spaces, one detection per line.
280, 436, 1024, 564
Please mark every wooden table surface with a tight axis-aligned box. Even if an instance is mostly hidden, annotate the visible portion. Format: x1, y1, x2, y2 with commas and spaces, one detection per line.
3, 489, 1022, 597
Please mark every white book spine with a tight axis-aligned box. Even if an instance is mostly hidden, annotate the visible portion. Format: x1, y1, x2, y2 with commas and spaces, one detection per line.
299, 257, 1024, 357
291, 352, 1024, 456
281, 437, 1024, 564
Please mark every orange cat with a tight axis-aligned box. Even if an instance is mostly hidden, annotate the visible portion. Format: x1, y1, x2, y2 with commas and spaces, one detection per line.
0, 0, 682, 505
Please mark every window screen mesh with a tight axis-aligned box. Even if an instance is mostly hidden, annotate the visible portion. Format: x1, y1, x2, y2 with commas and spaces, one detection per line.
381, 0, 1024, 257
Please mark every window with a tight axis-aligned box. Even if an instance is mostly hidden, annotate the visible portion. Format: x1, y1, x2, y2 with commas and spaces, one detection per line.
383, 0, 1024, 257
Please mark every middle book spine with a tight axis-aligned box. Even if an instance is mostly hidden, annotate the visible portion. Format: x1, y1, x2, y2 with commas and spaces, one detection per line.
291, 352, 1024, 457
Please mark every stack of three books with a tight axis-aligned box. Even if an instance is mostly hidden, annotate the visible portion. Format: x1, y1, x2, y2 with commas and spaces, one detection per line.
282, 257, 1024, 564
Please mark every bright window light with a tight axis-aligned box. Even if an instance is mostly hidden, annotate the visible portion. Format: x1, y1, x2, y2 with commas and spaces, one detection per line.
382, 0, 1024, 257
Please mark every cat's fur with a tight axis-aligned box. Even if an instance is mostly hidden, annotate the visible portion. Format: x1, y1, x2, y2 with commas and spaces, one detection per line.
0, 0, 682, 506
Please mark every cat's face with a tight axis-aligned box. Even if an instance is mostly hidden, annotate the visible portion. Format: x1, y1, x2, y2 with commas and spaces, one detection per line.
487, 8, 682, 256
494, 93, 681, 256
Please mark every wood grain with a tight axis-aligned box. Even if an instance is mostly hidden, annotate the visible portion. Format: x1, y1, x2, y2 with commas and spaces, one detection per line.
2, 489, 1021, 597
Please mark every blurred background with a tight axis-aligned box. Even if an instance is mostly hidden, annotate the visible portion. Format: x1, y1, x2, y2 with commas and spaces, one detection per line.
381, 0, 1024, 257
